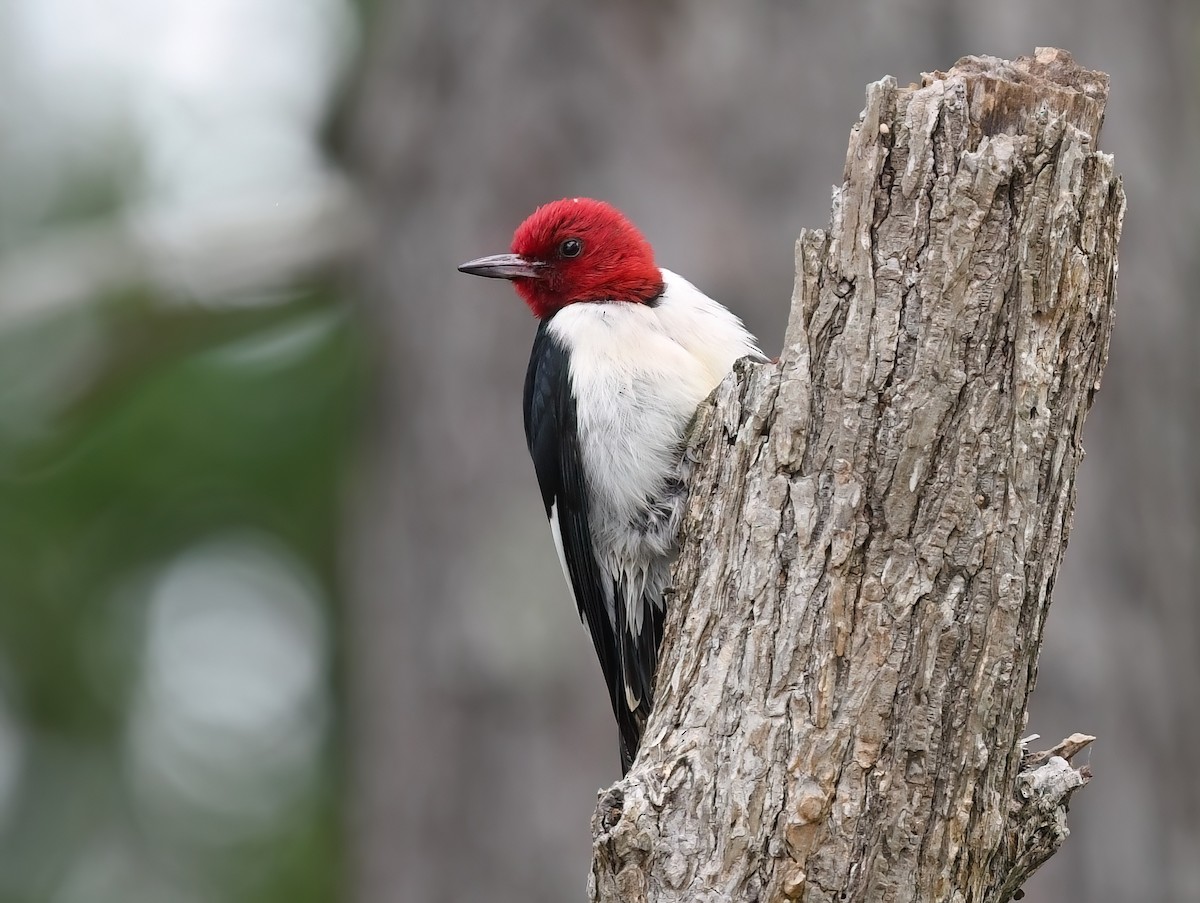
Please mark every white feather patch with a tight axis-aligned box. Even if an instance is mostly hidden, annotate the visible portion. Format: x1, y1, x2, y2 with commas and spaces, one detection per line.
548, 501, 575, 600
624, 681, 640, 711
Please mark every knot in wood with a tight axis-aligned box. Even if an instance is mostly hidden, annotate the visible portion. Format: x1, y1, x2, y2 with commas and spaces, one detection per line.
782, 868, 807, 899
598, 787, 625, 833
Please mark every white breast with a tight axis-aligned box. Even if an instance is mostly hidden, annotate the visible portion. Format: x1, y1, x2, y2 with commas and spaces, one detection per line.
546, 268, 762, 575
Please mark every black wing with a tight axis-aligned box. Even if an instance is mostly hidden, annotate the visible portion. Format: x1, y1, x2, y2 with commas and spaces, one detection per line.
523, 322, 644, 772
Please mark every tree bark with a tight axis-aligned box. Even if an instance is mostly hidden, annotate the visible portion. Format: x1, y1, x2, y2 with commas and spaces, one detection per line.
589, 49, 1124, 903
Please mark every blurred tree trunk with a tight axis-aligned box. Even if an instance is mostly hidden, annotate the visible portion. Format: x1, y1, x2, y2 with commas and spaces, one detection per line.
589, 50, 1123, 903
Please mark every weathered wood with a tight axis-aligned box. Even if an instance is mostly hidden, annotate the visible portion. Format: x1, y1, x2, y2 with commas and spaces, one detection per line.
589, 48, 1124, 903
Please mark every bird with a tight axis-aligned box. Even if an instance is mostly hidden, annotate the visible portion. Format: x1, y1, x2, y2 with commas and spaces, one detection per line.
459, 198, 764, 773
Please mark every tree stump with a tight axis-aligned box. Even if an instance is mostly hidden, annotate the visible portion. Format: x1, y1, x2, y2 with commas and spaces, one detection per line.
589, 48, 1125, 903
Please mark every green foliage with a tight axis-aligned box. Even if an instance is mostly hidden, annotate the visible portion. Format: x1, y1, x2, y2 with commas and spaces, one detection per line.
0, 287, 364, 902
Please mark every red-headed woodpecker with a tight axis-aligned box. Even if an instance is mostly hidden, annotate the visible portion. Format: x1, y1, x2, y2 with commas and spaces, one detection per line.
459, 198, 764, 773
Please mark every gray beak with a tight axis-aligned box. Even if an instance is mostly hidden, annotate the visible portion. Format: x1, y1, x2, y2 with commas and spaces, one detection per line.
457, 253, 543, 279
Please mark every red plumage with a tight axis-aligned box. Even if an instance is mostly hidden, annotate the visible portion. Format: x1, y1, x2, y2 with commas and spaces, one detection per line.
508, 198, 665, 318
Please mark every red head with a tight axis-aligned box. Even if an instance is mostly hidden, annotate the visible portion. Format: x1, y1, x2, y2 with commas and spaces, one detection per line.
458, 198, 665, 319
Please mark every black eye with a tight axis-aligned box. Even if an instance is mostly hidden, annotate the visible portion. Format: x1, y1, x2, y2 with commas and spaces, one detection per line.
559, 238, 583, 258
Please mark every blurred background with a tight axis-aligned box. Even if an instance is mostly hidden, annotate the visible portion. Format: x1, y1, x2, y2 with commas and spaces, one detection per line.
0, 1, 1194, 901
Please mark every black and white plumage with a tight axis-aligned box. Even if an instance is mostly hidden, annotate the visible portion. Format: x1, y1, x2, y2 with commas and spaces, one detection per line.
460, 199, 763, 772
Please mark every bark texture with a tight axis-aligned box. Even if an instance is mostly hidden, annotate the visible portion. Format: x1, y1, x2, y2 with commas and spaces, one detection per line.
589, 49, 1124, 903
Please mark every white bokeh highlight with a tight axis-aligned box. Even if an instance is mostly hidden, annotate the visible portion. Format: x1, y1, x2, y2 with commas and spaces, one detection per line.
127, 533, 329, 841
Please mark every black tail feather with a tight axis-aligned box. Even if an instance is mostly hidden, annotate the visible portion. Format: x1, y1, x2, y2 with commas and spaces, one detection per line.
611, 584, 666, 775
